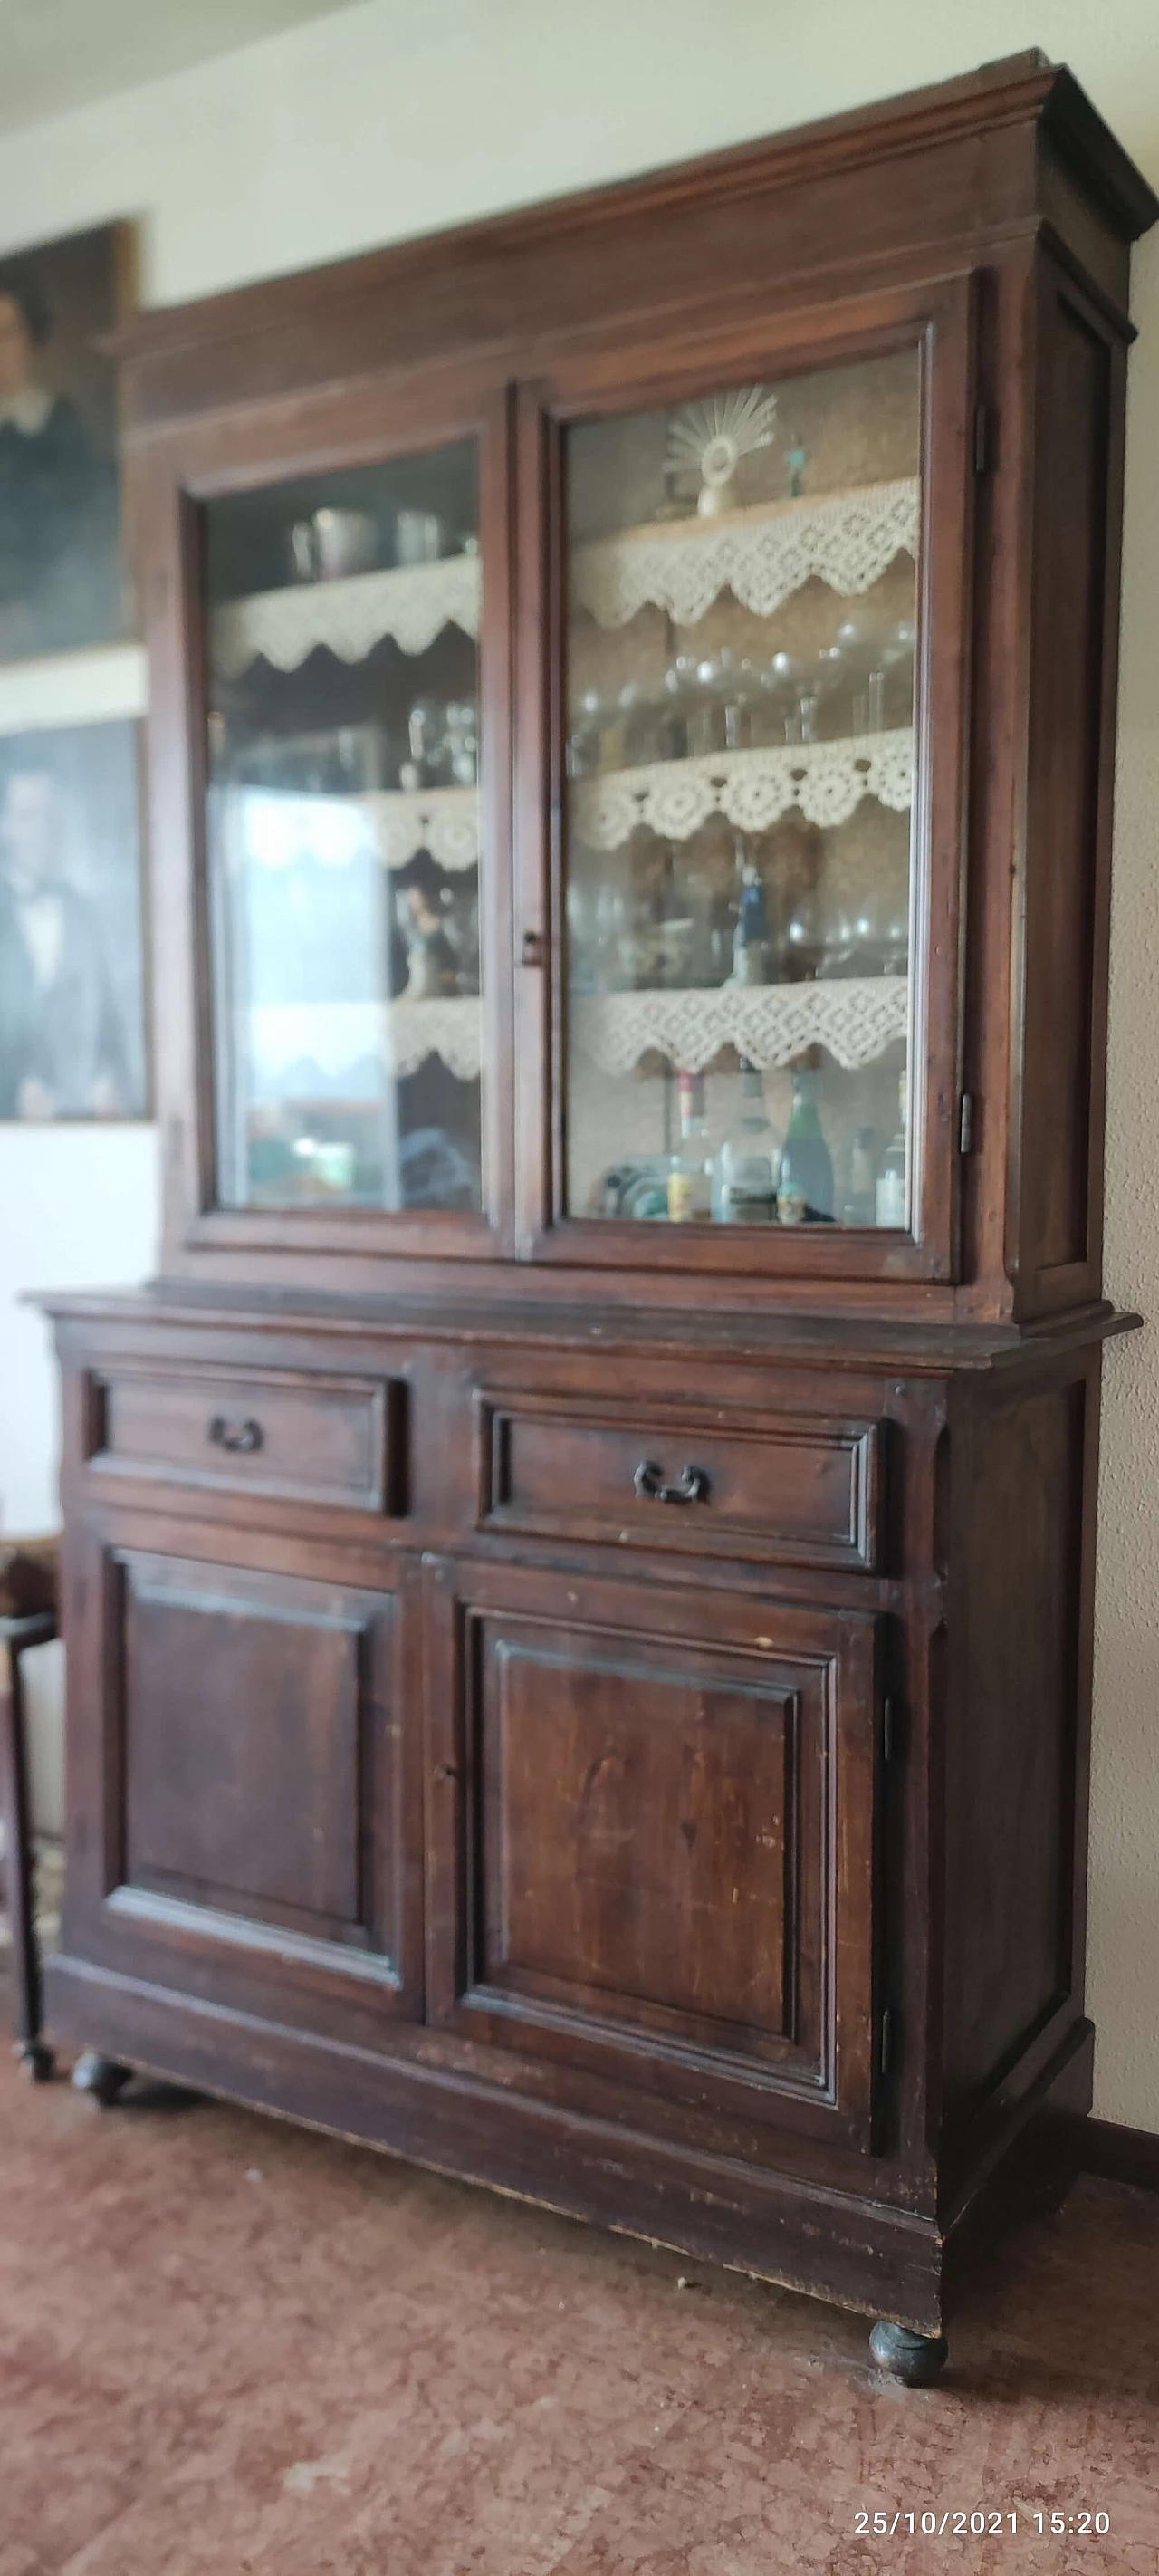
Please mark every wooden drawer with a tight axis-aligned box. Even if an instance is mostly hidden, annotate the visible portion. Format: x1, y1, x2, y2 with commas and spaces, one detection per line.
87, 1364, 403, 1514
475, 1389, 882, 1572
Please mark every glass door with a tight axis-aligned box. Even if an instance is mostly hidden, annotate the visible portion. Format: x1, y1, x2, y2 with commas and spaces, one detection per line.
205, 439, 484, 1219
158, 378, 512, 1266
525, 284, 974, 1279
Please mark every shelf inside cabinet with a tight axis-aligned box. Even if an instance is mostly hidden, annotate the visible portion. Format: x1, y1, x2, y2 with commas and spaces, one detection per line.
570, 478, 919, 630
366, 782, 479, 871
570, 976, 908, 1075
571, 729, 913, 849
212, 553, 483, 678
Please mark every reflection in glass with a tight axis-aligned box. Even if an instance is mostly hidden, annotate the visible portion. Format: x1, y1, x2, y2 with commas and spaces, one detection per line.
563, 350, 921, 1231
204, 438, 483, 1213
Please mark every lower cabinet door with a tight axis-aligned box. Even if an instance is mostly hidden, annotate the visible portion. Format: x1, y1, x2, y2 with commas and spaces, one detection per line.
65, 1532, 421, 2040
424, 1558, 882, 2148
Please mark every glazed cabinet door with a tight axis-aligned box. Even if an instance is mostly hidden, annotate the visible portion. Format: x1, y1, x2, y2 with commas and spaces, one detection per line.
139, 360, 513, 1274
424, 1559, 882, 2149
515, 274, 975, 1283
61, 1522, 422, 2044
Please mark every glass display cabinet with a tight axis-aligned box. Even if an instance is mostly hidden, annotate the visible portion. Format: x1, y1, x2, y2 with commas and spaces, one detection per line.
39, 58, 1155, 2387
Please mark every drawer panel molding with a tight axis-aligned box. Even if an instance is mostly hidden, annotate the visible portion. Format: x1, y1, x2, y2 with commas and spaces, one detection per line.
85, 1362, 406, 1515
474, 1389, 882, 1571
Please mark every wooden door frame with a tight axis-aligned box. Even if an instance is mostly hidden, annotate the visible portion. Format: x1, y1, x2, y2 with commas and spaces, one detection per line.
512, 271, 979, 1286
423, 1553, 884, 2152
60, 1508, 426, 2035
133, 355, 517, 1277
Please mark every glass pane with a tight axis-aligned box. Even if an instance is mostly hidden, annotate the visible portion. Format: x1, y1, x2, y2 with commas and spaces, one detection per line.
563, 350, 919, 1232
204, 439, 483, 1214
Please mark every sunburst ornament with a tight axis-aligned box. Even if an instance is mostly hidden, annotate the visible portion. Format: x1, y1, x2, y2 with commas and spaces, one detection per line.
667, 385, 778, 516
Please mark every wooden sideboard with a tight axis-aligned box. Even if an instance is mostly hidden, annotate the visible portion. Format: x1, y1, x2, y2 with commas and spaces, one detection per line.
41, 53, 1156, 2383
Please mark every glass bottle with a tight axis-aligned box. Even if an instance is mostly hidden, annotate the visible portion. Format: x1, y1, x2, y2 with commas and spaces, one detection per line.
841, 1126, 877, 1226
732, 856, 770, 985
776, 1065, 834, 1223
714, 1065, 779, 1223
666, 1072, 714, 1222
875, 1072, 908, 1227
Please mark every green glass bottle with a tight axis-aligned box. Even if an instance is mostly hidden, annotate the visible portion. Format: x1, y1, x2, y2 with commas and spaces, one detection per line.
776, 1066, 834, 1224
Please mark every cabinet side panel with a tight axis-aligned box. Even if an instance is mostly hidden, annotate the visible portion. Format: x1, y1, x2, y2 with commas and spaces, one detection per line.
1017, 270, 1116, 1307
943, 1375, 1086, 2125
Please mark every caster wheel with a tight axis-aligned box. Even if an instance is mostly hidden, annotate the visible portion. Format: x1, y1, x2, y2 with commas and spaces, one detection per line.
869, 2321, 949, 2386
72, 2050, 132, 2107
14, 2038, 54, 2082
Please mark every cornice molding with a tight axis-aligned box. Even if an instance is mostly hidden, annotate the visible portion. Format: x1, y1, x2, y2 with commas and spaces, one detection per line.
108, 53, 1156, 378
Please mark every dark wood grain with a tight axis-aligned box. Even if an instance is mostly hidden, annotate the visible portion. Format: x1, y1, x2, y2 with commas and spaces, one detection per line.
423, 1560, 879, 2147
474, 1389, 881, 1570
89, 1360, 403, 1513
33, 55, 1157, 2360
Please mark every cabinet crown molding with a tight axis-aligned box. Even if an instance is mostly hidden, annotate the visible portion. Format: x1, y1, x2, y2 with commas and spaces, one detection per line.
108, 53, 1156, 416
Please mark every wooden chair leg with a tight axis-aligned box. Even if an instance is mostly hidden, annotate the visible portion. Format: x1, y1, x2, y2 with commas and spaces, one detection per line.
0, 1641, 54, 2081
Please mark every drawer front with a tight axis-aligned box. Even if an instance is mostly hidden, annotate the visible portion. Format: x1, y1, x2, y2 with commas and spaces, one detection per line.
90, 1365, 402, 1514
476, 1390, 881, 1571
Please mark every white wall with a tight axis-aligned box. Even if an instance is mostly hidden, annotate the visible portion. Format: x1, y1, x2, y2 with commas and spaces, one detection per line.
0, 0, 1156, 2129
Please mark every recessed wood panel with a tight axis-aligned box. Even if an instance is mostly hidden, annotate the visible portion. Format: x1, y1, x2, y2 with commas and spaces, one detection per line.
425, 1561, 880, 2146
943, 1380, 1087, 2109
92, 1366, 400, 1513
488, 1640, 797, 2043
119, 1552, 398, 1958
477, 1393, 881, 1570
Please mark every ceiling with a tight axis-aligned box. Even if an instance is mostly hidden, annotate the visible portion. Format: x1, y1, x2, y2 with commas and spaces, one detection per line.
0, 0, 364, 136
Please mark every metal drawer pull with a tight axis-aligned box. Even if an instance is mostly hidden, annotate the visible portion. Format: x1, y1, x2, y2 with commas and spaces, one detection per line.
633, 1460, 710, 1506
207, 1415, 263, 1456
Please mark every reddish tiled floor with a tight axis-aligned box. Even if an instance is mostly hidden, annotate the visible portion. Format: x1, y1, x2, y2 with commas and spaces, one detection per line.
0, 2039, 1156, 2573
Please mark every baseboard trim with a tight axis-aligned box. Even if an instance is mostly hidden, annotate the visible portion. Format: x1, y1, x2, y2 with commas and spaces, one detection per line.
1075, 2114, 1159, 2193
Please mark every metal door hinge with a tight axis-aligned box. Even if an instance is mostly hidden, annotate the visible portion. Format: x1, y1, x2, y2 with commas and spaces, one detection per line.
973, 403, 991, 475
880, 2006, 897, 2080
958, 1091, 976, 1156
882, 1696, 900, 1764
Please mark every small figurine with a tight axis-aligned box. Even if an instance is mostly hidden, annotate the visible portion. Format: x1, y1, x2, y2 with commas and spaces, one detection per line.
667, 385, 778, 517
397, 884, 459, 997
731, 858, 771, 986
789, 443, 809, 498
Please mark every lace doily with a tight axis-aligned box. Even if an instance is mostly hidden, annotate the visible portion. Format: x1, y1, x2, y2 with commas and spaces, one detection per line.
213, 555, 483, 678
389, 995, 482, 1078
369, 784, 480, 872
571, 731, 913, 849
571, 977, 908, 1076
571, 479, 919, 630
245, 995, 482, 1087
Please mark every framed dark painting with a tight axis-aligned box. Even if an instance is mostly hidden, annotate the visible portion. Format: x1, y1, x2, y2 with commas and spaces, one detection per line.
0, 223, 133, 663
0, 717, 148, 1120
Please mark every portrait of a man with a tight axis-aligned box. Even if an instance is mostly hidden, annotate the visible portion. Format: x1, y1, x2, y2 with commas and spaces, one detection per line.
0, 225, 129, 662
0, 720, 146, 1120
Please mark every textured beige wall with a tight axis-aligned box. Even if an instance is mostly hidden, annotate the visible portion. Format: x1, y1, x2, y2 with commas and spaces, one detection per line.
0, 0, 1154, 2124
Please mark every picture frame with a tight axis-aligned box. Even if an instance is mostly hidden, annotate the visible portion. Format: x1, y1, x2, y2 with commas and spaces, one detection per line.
0, 715, 149, 1122
0, 221, 134, 666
